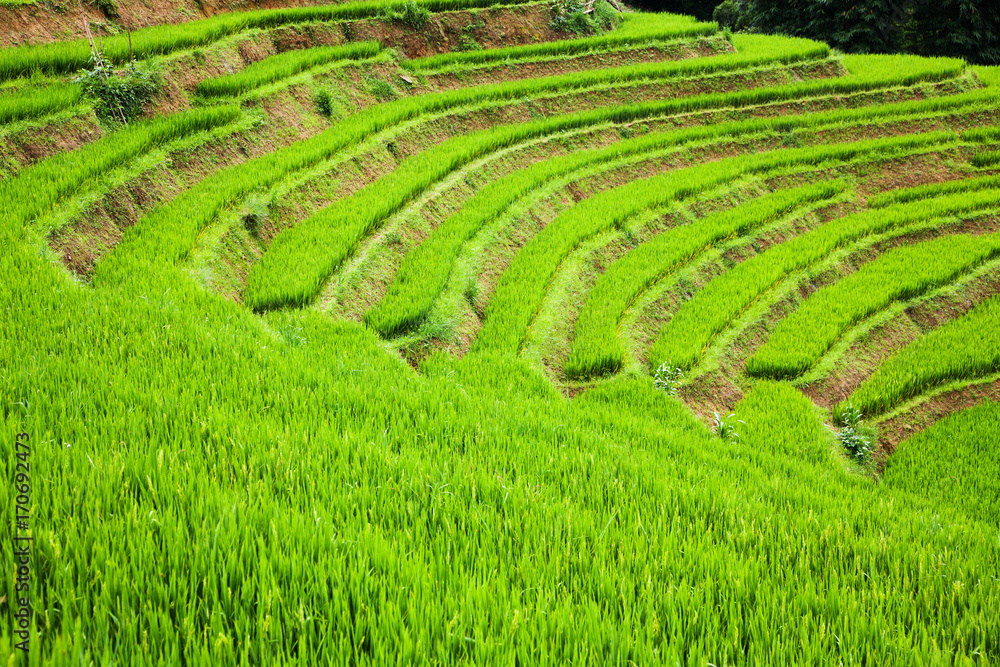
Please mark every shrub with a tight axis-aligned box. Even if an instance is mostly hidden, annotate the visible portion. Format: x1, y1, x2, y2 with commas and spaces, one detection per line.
549, 0, 597, 35
399, 1, 431, 28
369, 78, 398, 101
314, 89, 334, 117
77, 53, 160, 127
242, 192, 272, 236
713, 0, 749, 31
593, 0, 620, 32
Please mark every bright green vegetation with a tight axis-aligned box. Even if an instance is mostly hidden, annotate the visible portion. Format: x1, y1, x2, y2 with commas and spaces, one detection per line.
842, 295, 1000, 416
368, 88, 999, 337
0, 0, 524, 81
0, 81, 81, 124
249, 44, 980, 313
748, 233, 1000, 378
478, 133, 962, 357
245, 34, 832, 310
566, 181, 847, 379
867, 173, 1000, 207
972, 149, 1000, 168
649, 187, 1000, 371
404, 12, 716, 71
1, 105, 239, 246
884, 400, 1000, 524
195, 42, 381, 97
5, 4, 1000, 662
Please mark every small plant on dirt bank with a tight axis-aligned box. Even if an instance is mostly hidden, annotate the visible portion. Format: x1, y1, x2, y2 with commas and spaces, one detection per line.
242, 192, 273, 237
89, 0, 119, 19
654, 362, 684, 396
77, 55, 160, 127
549, 0, 618, 35
835, 401, 874, 462
712, 412, 744, 443
378, 1, 430, 29
369, 77, 398, 101
314, 89, 334, 117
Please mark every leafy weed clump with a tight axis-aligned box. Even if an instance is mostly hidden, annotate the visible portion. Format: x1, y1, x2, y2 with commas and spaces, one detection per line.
77, 56, 160, 127
835, 402, 875, 462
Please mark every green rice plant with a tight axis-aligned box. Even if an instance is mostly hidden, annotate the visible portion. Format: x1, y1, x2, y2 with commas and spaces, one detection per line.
368, 86, 1000, 337
475, 131, 960, 357
867, 173, 1000, 207
104, 33, 836, 296
735, 380, 832, 464
565, 180, 848, 379
244, 37, 835, 310
972, 149, 1000, 168
960, 124, 1000, 143
6, 21, 1000, 665
404, 12, 718, 71
649, 190, 1000, 376
195, 42, 381, 98
0, 104, 240, 246
649, 187, 1000, 372
254, 49, 980, 314
747, 233, 1000, 379
884, 400, 1000, 524
974, 65, 1000, 87
0, 81, 82, 124
840, 295, 1000, 416
0, 0, 526, 81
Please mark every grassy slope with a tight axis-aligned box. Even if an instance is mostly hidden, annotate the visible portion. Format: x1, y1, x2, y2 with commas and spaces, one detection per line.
2, 6, 1000, 665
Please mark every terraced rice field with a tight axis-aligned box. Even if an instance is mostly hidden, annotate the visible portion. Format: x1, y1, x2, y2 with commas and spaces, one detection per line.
1, 1, 999, 663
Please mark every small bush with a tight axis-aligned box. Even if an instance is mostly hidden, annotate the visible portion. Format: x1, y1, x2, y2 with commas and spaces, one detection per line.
713, 0, 748, 32
314, 89, 333, 117
369, 78, 398, 101
549, 0, 597, 35
242, 192, 272, 237
77, 57, 160, 127
392, 0, 431, 29
593, 0, 620, 32
89, 0, 119, 18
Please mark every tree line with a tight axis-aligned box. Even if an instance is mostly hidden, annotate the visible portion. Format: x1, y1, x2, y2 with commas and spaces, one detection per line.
656, 0, 998, 65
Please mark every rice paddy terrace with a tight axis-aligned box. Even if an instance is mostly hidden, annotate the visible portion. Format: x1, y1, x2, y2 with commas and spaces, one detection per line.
2, 0, 1000, 663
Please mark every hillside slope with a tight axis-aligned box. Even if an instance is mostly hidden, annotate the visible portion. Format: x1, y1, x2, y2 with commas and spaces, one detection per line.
2, 2, 999, 663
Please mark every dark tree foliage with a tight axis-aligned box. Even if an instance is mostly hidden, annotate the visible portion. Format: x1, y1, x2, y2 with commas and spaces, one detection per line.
736, 0, 997, 64
629, 0, 719, 21
744, 0, 908, 53
906, 0, 999, 65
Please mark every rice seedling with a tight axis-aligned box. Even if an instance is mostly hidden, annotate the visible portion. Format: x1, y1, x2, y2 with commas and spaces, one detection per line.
747, 233, 1000, 378
649, 186, 1000, 372
884, 400, 1000, 524
566, 180, 847, 379
867, 173, 1000, 207
841, 294, 1000, 415
369, 87, 999, 337
195, 42, 381, 98
0, 81, 81, 124
0, 0, 527, 81
4, 16, 1000, 665
404, 12, 717, 72
477, 131, 964, 357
